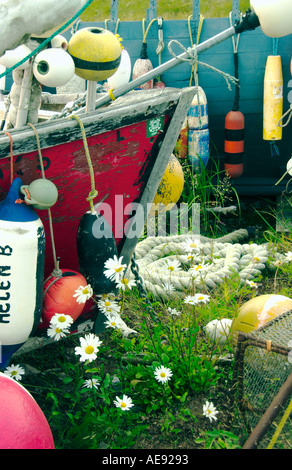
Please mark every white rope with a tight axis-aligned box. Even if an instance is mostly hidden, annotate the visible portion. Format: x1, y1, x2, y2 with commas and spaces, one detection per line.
128, 230, 269, 299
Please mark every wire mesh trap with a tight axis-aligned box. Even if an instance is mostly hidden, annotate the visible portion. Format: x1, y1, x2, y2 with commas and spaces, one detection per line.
231, 309, 292, 449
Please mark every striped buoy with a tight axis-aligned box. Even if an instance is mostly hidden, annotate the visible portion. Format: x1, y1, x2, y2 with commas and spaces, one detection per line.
224, 110, 245, 179
263, 54, 283, 154
67, 27, 122, 82
224, 19, 244, 179
187, 86, 209, 171
0, 178, 45, 369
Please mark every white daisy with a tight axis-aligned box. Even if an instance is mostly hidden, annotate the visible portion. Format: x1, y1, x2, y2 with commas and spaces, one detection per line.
114, 395, 134, 411
104, 255, 127, 281
167, 307, 180, 316
246, 280, 258, 289
97, 298, 121, 315
82, 378, 100, 390
115, 277, 136, 291
203, 401, 219, 422
154, 365, 173, 384
4, 364, 25, 381
189, 261, 208, 276
104, 313, 123, 329
184, 295, 197, 305
181, 237, 201, 253
47, 324, 70, 341
193, 293, 210, 304
162, 281, 175, 294
285, 251, 292, 262
164, 258, 182, 273
73, 284, 93, 304
75, 333, 103, 363
50, 313, 74, 329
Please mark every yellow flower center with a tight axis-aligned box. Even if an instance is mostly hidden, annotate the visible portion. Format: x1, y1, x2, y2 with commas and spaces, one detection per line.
105, 301, 111, 306
190, 243, 198, 248
56, 327, 62, 334
85, 345, 94, 355
168, 266, 174, 271
115, 266, 123, 273
120, 402, 127, 408
198, 295, 204, 300
83, 287, 89, 295
253, 257, 260, 262
111, 322, 116, 326
196, 265, 203, 270
58, 315, 66, 323
160, 372, 166, 378
121, 278, 129, 284
11, 371, 17, 376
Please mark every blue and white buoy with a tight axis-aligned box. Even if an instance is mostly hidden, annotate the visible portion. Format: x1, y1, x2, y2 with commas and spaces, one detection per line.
0, 178, 45, 369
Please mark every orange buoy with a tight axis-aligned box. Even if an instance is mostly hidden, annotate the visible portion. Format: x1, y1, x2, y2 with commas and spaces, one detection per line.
224, 110, 244, 179
174, 117, 188, 159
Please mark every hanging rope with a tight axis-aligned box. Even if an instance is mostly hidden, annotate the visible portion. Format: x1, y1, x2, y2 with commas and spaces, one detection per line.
168, 40, 238, 92
4, 132, 14, 184
188, 13, 204, 86
229, 12, 241, 112
69, 114, 98, 213
267, 396, 292, 449
26, 122, 61, 276
0, 0, 95, 80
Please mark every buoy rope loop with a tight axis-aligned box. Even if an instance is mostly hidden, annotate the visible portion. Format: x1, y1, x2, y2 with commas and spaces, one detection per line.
278, 105, 292, 128
0, 0, 95, 80
27, 122, 58, 270
69, 114, 98, 213
187, 13, 204, 86
168, 39, 238, 92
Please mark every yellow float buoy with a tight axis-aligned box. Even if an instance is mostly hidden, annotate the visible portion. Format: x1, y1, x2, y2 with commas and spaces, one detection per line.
149, 154, 184, 215
67, 27, 122, 82
230, 294, 292, 344
263, 55, 283, 142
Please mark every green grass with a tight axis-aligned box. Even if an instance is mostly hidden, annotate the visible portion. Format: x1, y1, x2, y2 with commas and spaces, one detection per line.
81, 0, 251, 22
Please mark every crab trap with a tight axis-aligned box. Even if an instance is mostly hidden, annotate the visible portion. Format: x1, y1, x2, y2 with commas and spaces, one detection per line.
231, 309, 292, 449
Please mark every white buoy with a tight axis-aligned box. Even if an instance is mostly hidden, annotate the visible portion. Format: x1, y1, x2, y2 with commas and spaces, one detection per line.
0, 45, 32, 71
107, 49, 131, 90
33, 48, 75, 88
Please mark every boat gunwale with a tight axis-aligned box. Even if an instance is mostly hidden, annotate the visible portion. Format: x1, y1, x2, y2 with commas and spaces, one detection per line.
0, 87, 192, 157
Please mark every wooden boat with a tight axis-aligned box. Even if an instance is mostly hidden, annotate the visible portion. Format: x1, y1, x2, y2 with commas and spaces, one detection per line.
0, 0, 291, 364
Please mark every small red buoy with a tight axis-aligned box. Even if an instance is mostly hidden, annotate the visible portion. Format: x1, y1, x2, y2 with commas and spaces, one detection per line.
0, 372, 55, 449
224, 110, 244, 179
41, 269, 88, 327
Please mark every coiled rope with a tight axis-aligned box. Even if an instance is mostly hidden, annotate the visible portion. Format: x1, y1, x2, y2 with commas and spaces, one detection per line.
127, 230, 269, 299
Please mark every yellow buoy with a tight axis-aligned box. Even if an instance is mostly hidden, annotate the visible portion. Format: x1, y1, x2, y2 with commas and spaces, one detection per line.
149, 154, 184, 215
263, 55, 283, 141
230, 294, 292, 344
67, 27, 122, 81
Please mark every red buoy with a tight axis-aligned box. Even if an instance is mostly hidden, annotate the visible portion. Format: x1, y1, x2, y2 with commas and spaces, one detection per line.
224, 110, 244, 179
41, 269, 88, 327
0, 372, 55, 449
